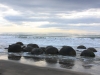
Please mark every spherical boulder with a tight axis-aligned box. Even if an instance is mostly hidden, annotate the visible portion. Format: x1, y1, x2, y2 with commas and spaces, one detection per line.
80, 50, 95, 57
23, 46, 33, 52
31, 48, 43, 55
59, 46, 76, 56
45, 46, 53, 49
27, 44, 39, 48
39, 47, 46, 53
45, 47, 59, 54
8, 44, 22, 52
16, 42, 24, 46
87, 47, 97, 52
77, 45, 86, 49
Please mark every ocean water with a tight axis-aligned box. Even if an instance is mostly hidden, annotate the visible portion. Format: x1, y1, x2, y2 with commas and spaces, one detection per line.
0, 33, 100, 75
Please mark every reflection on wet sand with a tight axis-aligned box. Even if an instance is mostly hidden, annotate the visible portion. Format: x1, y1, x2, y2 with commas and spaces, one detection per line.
24, 56, 44, 62
81, 58, 94, 69
7, 53, 95, 71
31, 57, 44, 62
45, 58, 58, 64
8, 53, 22, 60
59, 59, 75, 69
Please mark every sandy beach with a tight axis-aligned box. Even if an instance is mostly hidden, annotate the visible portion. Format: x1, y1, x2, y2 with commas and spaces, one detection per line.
0, 60, 91, 75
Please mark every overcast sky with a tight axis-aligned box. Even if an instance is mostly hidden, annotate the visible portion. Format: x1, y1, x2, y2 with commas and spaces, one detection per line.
0, 0, 100, 34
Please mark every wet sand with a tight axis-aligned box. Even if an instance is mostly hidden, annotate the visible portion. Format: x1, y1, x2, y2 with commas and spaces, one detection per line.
0, 60, 91, 75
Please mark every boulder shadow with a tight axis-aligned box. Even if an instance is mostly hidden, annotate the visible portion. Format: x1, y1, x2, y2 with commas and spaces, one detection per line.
8, 53, 22, 60
23, 56, 44, 62
45, 58, 58, 64
31, 57, 44, 62
59, 58, 75, 69
80, 57, 94, 69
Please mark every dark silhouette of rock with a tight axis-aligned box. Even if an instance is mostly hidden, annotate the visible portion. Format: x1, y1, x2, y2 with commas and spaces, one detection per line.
59, 46, 76, 56
77, 45, 86, 49
23, 46, 33, 52
80, 50, 95, 57
27, 44, 39, 48
87, 47, 97, 52
31, 48, 43, 55
62, 46, 68, 47
8, 44, 22, 52
45, 46, 53, 49
45, 47, 59, 54
39, 47, 46, 53
16, 42, 24, 46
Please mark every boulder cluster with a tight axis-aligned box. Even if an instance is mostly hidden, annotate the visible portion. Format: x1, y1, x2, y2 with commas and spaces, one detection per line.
7, 42, 97, 57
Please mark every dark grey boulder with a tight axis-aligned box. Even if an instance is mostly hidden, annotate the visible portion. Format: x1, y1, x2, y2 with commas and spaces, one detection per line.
27, 44, 39, 48
45, 46, 53, 49
16, 42, 24, 46
31, 48, 43, 55
87, 47, 97, 52
77, 45, 86, 49
59, 46, 76, 56
80, 50, 95, 57
23, 46, 33, 52
45, 47, 59, 54
8, 44, 22, 52
39, 47, 46, 53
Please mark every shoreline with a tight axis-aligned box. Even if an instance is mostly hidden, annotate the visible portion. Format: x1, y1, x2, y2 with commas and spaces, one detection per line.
0, 60, 91, 75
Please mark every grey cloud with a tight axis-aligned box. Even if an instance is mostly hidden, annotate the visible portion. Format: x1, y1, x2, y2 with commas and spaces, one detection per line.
4, 15, 47, 22
0, 0, 100, 33
48, 17, 100, 24
2, 0, 100, 25
0, 0, 100, 12
39, 23, 100, 32
4, 15, 100, 24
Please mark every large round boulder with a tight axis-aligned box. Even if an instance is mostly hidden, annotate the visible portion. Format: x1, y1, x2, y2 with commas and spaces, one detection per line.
23, 46, 33, 52
59, 46, 76, 56
77, 45, 86, 49
80, 50, 95, 57
87, 47, 97, 52
8, 44, 22, 52
16, 42, 24, 46
45, 46, 53, 49
39, 47, 46, 53
27, 44, 39, 48
31, 48, 43, 55
45, 47, 59, 54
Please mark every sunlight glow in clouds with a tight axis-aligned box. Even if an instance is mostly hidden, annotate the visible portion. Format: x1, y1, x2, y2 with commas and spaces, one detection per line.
0, 4, 20, 16
57, 9, 100, 19
21, 21, 50, 27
